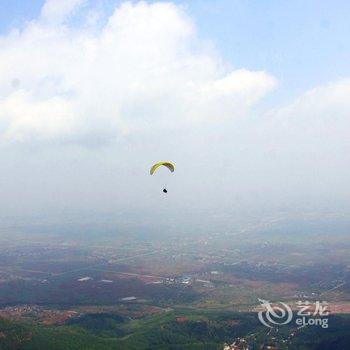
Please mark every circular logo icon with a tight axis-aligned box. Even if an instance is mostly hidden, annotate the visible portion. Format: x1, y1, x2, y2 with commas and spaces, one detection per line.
258, 298, 293, 328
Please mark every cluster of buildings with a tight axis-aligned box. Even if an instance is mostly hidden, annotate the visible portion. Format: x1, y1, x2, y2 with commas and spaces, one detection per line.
223, 338, 250, 350
0, 305, 78, 325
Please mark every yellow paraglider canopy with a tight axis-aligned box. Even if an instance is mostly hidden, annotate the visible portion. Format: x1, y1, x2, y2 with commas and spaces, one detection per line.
150, 162, 175, 175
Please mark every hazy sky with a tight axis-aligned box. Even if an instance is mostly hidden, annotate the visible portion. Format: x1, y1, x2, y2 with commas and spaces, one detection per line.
0, 0, 349, 226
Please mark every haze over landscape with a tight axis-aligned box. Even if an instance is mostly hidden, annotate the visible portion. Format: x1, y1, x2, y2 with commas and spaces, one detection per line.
0, 1, 349, 349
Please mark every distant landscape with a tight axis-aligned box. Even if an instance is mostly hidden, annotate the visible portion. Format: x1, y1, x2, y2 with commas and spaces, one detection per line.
1, 214, 349, 349
1, 0, 350, 348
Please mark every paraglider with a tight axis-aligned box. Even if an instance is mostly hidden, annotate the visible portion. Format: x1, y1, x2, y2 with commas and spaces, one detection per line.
150, 161, 175, 193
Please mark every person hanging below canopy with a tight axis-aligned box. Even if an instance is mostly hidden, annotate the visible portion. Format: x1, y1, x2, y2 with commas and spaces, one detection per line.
150, 161, 175, 193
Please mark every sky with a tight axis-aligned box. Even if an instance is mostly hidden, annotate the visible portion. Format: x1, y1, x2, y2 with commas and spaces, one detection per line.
0, 0, 349, 227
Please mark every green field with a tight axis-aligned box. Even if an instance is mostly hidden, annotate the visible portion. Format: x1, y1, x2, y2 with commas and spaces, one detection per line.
1, 309, 350, 350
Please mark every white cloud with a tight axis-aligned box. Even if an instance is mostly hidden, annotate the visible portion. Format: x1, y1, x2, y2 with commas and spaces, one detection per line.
0, 1, 348, 221
0, 91, 75, 142
0, 1, 276, 144
266, 78, 350, 154
40, 0, 86, 24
